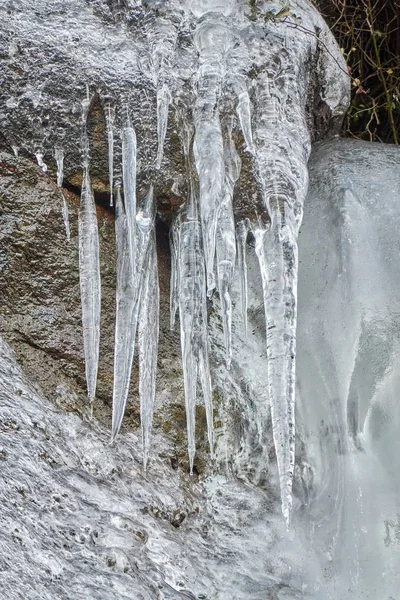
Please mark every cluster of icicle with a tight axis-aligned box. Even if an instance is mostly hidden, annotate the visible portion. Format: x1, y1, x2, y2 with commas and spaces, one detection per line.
76, 94, 160, 474
55, 12, 312, 527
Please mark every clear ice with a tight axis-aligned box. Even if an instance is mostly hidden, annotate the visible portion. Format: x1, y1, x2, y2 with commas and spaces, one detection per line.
138, 230, 159, 472
216, 118, 241, 368
105, 104, 115, 208
78, 165, 101, 407
236, 219, 250, 336
112, 183, 157, 442
172, 188, 214, 472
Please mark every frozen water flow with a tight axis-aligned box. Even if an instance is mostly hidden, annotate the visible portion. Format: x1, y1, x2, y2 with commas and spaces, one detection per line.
0, 0, 351, 526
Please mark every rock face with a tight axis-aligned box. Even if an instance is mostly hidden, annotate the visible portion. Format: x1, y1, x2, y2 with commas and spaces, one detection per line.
1, 138, 400, 599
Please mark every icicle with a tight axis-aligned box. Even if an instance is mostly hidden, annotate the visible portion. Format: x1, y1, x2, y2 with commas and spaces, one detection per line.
169, 225, 179, 331
193, 120, 224, 296
121, 114, 137, 271
78, 85, 101, 412
138, 230, 159, 472
111, 185, 156, 441
105, 104, 115, 207
236, 83, 254, 154
216, 118, 241, 368
112, 187, 134, 439
155, 83, 171, 169
254, 213, 297, 528
174, 188, 214, 472
236, 219, 250, 336
54, 147, 63, 187
35, 151, 48, 173
250, 45, 311, 525
54, 146, 70, 241
193, 21, 232, 295
78, 166, 101, 409
12, 145, 19, 160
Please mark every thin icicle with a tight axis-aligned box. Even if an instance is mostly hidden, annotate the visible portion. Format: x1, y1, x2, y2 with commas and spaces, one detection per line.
78, 166, 101, 408
155, 83, 171, 169
121, 114, 137, 270
105, 104, 115, 207
236, 219, 250, 336
55, 146, 64, 187
216, 118, 241, 368
55, 146, 70, 242
174, 189, 214, 472
112, 187, 135, 439
169, 225, 179, 331
111, 185, 156, 441
138, 231, 159, 472
235, 83, 254, 154
254, 215, 297, 528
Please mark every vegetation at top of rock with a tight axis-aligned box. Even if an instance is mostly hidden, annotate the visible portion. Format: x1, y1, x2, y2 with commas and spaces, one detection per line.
313, 0, 400, 144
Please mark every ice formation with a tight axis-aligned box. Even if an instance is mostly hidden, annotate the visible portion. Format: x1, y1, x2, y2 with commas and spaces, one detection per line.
78, 165, 101, 409
55, 146, 70, 242
104, 104, 115, 208
0, 0, 349, 521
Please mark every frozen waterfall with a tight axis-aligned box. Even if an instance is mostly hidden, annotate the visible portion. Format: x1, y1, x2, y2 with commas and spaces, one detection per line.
0, 0, 350, 523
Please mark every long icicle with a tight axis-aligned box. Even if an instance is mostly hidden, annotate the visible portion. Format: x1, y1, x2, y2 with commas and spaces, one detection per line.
112, 186, 134, 439
216, 118, 240, 368
111, 184, 156, 441
193, 21, 231, 295
254, 210, 297, 528
105, 104, 115, 208
174, 187, 214, 472
79, 168, 100, 409
78, 91, 101, 412
169, 224, 179, 331
138, 229, 159, 472
111, 114, 139, 439
155, 83, 171, 169
121, 113, 137, 272
236, 219, 250, 336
